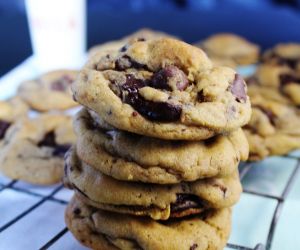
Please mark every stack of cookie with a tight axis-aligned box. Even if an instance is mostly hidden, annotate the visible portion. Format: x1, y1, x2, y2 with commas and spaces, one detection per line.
64, 38, 251, 249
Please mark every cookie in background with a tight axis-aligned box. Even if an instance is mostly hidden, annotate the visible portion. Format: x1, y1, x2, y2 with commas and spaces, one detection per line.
196, 33, 260, 68
0, 96, 29, 140
18, 70, 79, 112
0, 113, 75, 185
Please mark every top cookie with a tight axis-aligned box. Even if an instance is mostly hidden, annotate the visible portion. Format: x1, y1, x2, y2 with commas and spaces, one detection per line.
88, 28, 177, 57
18, 70, 79, 111
73, 38, 251, 140
198, 33, 260, 66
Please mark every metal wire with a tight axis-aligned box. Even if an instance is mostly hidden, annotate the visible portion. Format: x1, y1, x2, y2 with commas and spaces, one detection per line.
1, 156, 299, 249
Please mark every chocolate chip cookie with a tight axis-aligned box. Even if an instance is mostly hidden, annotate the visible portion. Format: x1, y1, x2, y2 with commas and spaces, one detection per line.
197, 33, 260, 66
262, 43, 300, 73
0, 113, 75, 185
65, 195, 231, 250
18, 70, 79, 111
74, 108, 248, 184
65, 148, 241, 220
243, 93, 300, 160
88, 28, 177, 58
0, 96, 29, 140
252, 64, 300, 106
73, 38, 251, 140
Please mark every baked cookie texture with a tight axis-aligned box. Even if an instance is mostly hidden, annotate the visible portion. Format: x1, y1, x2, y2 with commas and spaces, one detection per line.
197, 33, 260, 66
72, 38, 251, 140
0, 113, 75, 185
88, 28, 178, 57
65, 196, 231, 250
65, 148, 241, 220
244, 89, 300, 160
18, 70, 79, 111
74, 108, 248, 183
0, 96, 29, 140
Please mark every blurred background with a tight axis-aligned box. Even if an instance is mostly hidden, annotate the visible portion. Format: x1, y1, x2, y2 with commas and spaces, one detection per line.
1, 0, 300, 76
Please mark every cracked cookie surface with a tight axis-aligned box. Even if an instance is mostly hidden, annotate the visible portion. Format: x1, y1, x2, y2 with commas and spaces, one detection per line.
73, 38, 251, 140
0, 113, 75, 184
65, 195, 231, 250
18, 70, 79, 111
74, 108, 248, 183
64, 148, 241, 220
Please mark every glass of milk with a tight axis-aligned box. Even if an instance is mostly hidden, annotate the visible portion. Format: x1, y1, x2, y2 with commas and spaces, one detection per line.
25, 0, 86, 72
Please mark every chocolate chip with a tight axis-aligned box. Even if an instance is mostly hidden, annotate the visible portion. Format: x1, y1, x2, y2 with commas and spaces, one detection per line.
230, 74, 247, 103
171, 194, 203, 213
0, 120, 11, 140
51, 75, 74, 91
38, 131, 70, 157
119, 44, 129, 52
151, 65, 189, 91
73, 208, 81, 215
121, 75, 182, 122
52, 144, 71, 157
197, 90, 205, 102
279, 74, 300, 86
190, 244, 198, 250
115, 55, 148, 71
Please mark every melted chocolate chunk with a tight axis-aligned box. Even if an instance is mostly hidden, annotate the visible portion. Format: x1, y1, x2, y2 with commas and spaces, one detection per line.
115, 55, 148, 71
197, 90, 205, 102
171, 194, 203, 213
122, 75, 182, 122
0, 120, 11, 139
230, 74, 247, 103
51, 75, 74, 91
279, 74, 300, 86
37, 131, 70, 157
151, 65, 189, 91
190, 244, 198, 250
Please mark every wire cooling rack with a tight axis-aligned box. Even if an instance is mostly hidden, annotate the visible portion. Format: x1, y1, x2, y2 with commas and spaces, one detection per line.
0, 152, 300, 250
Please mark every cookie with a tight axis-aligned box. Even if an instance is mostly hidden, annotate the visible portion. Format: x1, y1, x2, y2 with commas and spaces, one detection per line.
262, 43, 300, 72
247, 82, 291, 105
197, 33, 260, 66
64, 148, 241, 220
253, 64, 300, 106
74, 108, 248, 184
65, 195, 231, 250
243, 94, 300, 160
73, 38, 251, 140
18, 70, 79, 111
0, 113, 75, 185
88, 28, 177, 57
0, 96, 29, 140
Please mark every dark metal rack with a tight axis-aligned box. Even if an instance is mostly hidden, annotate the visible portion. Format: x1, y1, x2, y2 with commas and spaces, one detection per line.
1, 154, 299, 250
